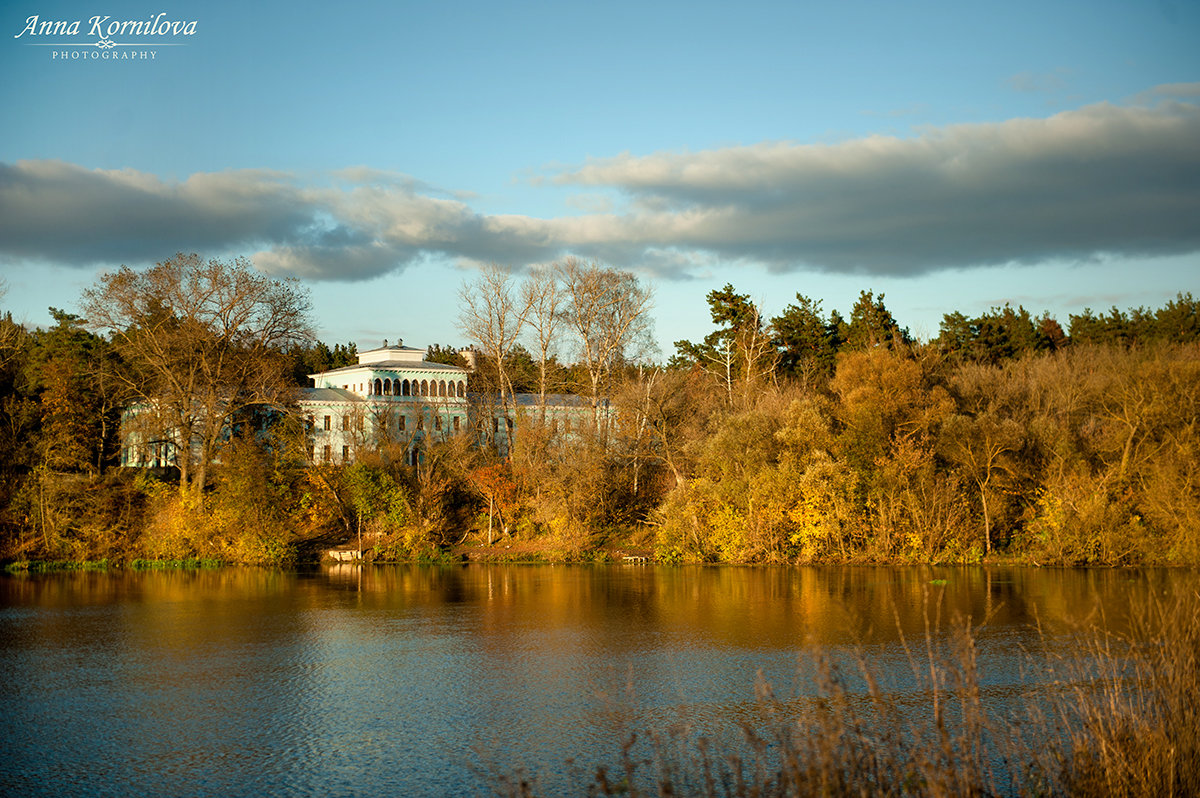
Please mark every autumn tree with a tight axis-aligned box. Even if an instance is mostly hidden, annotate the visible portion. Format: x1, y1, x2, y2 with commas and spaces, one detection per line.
27, 310, 109, 474
521, 264, 567, 423
83, 253, 312, 499
458, 263, 529, 425
468, 462, 518, 544
939, 411, 1023, 557
561, 258, 654, 427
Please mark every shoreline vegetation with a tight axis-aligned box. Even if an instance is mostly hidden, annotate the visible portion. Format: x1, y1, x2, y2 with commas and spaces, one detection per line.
1, 256, 1198, 569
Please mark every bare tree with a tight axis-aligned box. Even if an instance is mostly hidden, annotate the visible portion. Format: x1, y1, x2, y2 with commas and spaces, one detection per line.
561, 258, 654, 428
734, 303, 778, 407
458, 264, 530, 422
0, 282, 24, 372
521, 264, 566, 424
83, 253, 312, 499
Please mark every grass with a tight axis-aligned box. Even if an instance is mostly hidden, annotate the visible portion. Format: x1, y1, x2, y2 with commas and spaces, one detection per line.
128, 557, 225, 570
491, 588, 1200, 797
3, 557, 225, 572
4, 558, 112, 572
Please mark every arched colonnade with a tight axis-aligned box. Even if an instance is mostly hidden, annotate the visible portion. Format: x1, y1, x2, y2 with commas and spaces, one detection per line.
371, 376, 466, 399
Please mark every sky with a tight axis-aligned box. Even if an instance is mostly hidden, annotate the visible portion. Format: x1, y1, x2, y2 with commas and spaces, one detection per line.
1, 0, 1198, 357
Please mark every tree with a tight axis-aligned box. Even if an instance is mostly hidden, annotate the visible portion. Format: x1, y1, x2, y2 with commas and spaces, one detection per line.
522, 264, 566, 424
468, 462, 518, 544
425, 344, 467, 366
83, 253, 312, 499
561, 258, 654, 427
458, 263, 529, 423
845, 290, 908, 350
939, 411, 1023, 557
673, 284, 774, 405
24, 309, 113, 475
771, 293, 838, 384
1154, 293, 1199, 342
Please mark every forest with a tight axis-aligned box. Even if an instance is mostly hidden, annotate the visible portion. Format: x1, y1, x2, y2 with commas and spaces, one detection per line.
1, 254, 1197, 567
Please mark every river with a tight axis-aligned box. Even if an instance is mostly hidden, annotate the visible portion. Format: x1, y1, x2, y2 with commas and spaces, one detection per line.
1, 564, 1195, 796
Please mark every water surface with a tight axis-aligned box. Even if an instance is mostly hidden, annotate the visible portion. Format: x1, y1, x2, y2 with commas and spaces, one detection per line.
2, 565, 1194, 796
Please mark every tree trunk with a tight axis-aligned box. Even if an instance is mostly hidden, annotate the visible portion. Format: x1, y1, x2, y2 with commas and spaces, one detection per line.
979, 480, 991, 557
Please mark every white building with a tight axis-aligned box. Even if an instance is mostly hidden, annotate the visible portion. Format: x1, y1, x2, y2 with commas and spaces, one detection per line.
121, 338, 608, 471
300, 339, 471, 466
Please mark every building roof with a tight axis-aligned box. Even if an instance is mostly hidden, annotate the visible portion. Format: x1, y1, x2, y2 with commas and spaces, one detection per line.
514, 393, 597, 408
312, 359, 468, 377
299, 387, 366, 403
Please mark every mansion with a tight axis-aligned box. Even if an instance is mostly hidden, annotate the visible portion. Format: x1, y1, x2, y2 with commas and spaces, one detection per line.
300, 339, 472, 466
120, 338, 604, 471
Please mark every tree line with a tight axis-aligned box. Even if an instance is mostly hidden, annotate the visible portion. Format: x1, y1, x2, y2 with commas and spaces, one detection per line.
0, 254, 1196, 566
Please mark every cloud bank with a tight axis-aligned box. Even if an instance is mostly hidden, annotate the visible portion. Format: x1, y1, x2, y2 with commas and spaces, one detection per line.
2, 94, 1197, 281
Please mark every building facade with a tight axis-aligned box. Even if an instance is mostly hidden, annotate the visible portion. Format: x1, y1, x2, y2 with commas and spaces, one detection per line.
300, 340, 471, 466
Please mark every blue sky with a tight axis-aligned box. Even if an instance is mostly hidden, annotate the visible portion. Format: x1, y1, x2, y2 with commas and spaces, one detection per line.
2, 0, 1198, 355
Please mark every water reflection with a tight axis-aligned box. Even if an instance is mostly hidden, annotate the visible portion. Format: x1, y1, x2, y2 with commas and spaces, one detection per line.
2, 565, 1196, 797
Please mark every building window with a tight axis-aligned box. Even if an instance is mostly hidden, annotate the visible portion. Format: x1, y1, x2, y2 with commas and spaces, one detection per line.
356, 416, 364, 431
453, 416, 460, 432
398, 415, 406, 431
322, 445, 331, 462
323, 415, 331, 431
342, 415, 350, 431
402, 380, 410, 396
342, 446, 349, 462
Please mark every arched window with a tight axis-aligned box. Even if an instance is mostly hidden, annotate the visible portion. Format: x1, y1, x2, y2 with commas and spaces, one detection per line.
373, 378, 382, 395
383, 379, 391, 396
421, 379, 428, 396
458, 381, 465, 398
402, 379, 410, 396
439, 380, 446, 397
